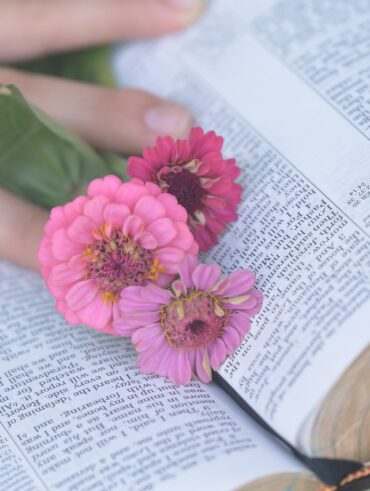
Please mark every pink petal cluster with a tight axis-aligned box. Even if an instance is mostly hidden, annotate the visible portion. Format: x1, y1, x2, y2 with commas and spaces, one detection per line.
38, 176, 198, 334
114, 256, 262, 385
128, 127, 242, 252
38, 127, 262, 386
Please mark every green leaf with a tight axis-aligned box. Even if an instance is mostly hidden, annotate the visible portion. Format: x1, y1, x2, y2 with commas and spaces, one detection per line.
102, 152, 130, 182
0, 84, 127, 209
15, 45, 116, 87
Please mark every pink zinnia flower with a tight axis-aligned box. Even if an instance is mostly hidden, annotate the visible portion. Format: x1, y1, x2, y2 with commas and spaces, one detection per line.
128, 127, 242, 252
38, 176, 198, 334
114, 256, 262, 385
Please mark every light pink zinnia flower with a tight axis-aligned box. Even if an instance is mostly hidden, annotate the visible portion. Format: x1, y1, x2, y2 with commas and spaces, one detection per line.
128, 127, 242, 252
114, 256, 262, 385
38, 176, 198, 334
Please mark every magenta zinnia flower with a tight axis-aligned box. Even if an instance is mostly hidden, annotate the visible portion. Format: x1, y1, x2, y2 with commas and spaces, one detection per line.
128, 127, 242, 252
114, 256, 262, 384
38, 176, 198, 334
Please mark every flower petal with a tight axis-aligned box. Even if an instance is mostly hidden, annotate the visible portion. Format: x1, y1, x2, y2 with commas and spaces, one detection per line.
154, 247, 185, 274
119, 295, 159, 313
167, 350, 192, 385
87, 175, 122, 199
134, 195, 166, 224
207, 178, 233, 195
156, 345, 177, 377
103, 203, 130, 227
118, 311, 161, 329
144, 181, 161, 196
38, 237, 58, 268
50, 263, 83, 286
46, 278, 69, 300
222, 326, 242, 354
222, 291, 262, 312
195, 349, 212, 383
209, 339, 227, 370
157, 193, 188, 222
78, 296, 113, 332
128, 156, 153, 180
171, 139, 191, 163
66, 279, 98, 311
83, 196, 109, 225
154, 136, 173, 163
137, 342, 169, 374
116, 181, 149, 210
156, 273, 174, 288
192, 224, 218, 252
140, 283, 173, 304
122, 215, 144, 238
168, 222, 196, 251
202, 195, 226, 210
172, 279, 187, 297
178, 255, 198, 288
57, 301, 80, 324
136, 232, 158, 250
189, 127, 223, 157
221, 270, 256, 297
132, 324, 164, 352
113, 318, 137, 337
228, 312, 251, 337
231, 290, 263, 316
44, 207, 66, 235
51, 229, 83, 260
67, 216, 94, 244
62, 196, 88, 224
191, 263, 221, 291
118, 285, 143, 302
146, 218, 177, 246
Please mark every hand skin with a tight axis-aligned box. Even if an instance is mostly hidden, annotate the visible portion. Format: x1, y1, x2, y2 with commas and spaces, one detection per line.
0, 0, 206, 270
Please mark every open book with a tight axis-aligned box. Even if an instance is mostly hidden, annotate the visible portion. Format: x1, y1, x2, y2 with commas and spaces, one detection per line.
1, 0, 370, 489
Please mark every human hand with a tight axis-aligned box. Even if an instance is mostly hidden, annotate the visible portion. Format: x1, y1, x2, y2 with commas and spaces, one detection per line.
0, 0, 205, 270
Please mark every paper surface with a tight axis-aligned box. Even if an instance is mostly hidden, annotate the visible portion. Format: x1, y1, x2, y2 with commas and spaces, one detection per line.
0, 261, 302, 491
113, 0, 370, 447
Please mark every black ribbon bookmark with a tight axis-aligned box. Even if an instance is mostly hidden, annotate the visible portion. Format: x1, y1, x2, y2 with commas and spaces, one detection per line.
213, 372, 365, 487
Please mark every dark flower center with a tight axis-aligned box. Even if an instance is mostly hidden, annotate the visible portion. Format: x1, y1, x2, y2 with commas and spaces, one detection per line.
82, 228, 155, 302
187, 319, 206, 333
158, 165, 205, 216
161, 292, 228, 349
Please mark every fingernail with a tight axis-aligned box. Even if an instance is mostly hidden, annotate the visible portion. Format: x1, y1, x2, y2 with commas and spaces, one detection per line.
144, 103, 192, 138
164, 0, 206, 23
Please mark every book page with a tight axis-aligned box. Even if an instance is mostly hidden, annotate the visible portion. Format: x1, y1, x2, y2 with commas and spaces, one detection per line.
0, 261, 303, 491
113, 0, 370, 449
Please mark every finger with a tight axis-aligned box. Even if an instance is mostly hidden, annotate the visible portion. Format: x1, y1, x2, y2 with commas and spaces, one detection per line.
0, 0, 206, 62
0, 188, 48, 271
0, 67, 193, 154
